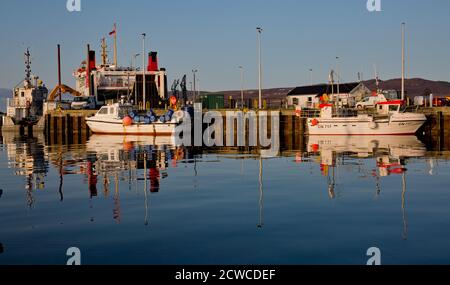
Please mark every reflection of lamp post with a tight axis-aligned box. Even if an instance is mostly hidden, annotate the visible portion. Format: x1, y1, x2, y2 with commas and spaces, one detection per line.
257, 156, 264, 228
401, 171, 408, 240
257, 27, 263, 109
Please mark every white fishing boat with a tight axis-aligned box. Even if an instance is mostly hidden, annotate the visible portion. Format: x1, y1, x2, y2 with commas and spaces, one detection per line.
306, 23, 426, 136
306, 100, 427, 135
86, 102, 181, 135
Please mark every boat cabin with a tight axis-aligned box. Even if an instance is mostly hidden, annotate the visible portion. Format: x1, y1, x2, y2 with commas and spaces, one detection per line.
375, 100, 405, 116
96, 103, 133, 119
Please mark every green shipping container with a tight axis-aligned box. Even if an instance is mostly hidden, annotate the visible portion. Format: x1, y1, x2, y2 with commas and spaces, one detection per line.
201, 94, 224, 110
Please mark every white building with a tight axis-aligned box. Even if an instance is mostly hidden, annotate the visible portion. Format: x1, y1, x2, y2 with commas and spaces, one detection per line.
287, 82, 371, 109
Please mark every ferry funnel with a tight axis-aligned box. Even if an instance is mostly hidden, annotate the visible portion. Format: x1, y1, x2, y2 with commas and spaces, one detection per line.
147, 52, 158, 72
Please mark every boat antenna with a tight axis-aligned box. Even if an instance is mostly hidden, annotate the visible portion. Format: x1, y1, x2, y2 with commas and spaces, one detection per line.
373, 64, 380, 92
401, 22, 406, 101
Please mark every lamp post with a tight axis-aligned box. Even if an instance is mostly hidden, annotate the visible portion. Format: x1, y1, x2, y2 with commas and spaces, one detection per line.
309, 68, 313, 85
131, 53, 140, 70
336, 57, 340, 94
133, 53, 140, 106
336, 57, 340, 107
192, 69, 198, 103
401, 22, 406, 101
239, 66, 244, 109
257, 27, 263, 109
142, 33, 146, 110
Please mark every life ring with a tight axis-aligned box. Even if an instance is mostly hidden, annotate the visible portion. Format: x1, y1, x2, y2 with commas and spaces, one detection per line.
174, 110, 185, 121
311, 119, 319, 126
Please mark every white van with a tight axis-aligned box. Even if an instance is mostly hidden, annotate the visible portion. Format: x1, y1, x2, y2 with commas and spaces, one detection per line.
71, 97, 96, 110
356, 94, 387, 110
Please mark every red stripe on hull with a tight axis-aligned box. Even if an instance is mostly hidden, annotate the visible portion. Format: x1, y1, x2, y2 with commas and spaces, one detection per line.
308, 133, 417, 136
91, 131, 175, 136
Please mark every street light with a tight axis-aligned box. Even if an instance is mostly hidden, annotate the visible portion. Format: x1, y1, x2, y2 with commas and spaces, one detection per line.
142, 33, 146, 110
309, 69, 313, 85
192, 69, 198, 103
336, 57, 340, 93
131, 53, 140, 70
133, 53, 140, 105
239, 66, 244, 109
256, 27, 263, 109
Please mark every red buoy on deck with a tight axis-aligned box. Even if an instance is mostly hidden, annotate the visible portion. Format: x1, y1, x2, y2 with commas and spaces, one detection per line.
123, 115, 133, 126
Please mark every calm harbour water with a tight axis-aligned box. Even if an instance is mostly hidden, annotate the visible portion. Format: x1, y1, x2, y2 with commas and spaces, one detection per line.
0, 132, 450, 265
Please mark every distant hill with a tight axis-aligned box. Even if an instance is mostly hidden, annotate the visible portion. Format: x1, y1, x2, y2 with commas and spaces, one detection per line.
364, 78, 450, 98
0, 88, 11, 113
213, 78, 450, 101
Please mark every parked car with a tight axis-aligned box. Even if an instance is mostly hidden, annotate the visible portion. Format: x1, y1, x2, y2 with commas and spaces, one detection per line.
432, 97, 450, 107
356, 94, 387, 110
71, 96, 96, 110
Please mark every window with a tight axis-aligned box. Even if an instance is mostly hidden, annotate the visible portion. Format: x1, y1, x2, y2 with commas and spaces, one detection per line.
308, 97, 312, 102
109, 107, 114, 114
293, 98, 299, 105
21, 92, 25, 97
389, 105, 399, 112
98, 107, 108, 115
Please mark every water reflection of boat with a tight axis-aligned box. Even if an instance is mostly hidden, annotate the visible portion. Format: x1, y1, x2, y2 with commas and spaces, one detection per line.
308, 135, 426, 162
85, 134, 183, 195
308, 135, 426, 240
85, 134, 187, 224
86, 134, 175, 153
1, 131, 49, 207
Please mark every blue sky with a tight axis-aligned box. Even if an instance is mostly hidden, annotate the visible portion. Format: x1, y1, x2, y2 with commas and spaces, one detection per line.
0, 0, 449, 91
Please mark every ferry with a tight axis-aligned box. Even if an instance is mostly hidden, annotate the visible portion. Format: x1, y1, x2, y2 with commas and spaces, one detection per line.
306, 100, 426, 135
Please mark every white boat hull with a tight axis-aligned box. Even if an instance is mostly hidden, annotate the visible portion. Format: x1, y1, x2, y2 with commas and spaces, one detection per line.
307, 117, 426, 136
86, 119, 177, 136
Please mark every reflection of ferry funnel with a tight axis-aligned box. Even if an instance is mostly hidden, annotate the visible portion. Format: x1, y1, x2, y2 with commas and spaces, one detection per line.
86, 134, 175, 153
308, 135, 426, 165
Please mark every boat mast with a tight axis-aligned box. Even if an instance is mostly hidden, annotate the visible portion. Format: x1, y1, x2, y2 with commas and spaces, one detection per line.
113, 23, 118, 67
401, 22, 405, 101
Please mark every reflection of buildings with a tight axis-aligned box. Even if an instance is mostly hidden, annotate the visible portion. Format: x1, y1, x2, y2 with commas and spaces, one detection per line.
1, 131, 49, 207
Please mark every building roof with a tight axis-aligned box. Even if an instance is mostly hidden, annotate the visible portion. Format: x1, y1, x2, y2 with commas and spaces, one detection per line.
287, 82, 361, 97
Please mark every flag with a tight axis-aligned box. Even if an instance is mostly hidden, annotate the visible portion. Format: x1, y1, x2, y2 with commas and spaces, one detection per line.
109, 24, 116, 36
